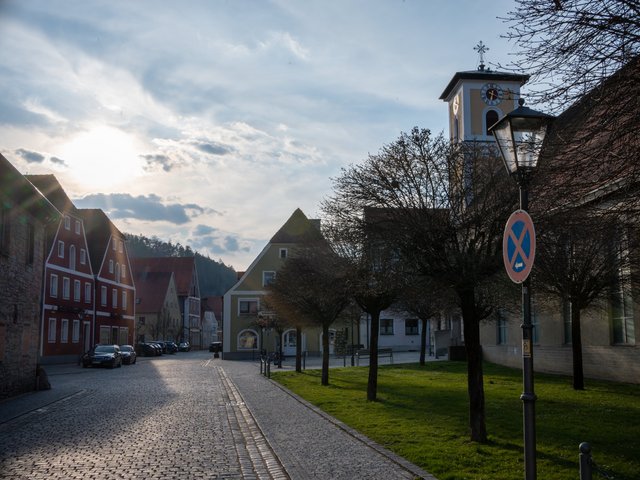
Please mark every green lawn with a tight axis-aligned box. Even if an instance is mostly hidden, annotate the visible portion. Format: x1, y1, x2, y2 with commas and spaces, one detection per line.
271, 362, 640, 480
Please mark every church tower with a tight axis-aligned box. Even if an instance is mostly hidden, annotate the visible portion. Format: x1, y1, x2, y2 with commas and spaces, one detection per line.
439, 42, 529, 144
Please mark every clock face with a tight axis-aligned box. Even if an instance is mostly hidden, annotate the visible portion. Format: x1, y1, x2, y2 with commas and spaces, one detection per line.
452, 95, 460, 115
481, 83, 503, 106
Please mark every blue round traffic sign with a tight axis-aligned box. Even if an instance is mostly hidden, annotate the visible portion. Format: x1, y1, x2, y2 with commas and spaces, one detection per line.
503, 210, 536, 283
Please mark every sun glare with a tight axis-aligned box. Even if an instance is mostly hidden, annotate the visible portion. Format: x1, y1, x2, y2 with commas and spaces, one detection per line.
59, 126, 144, 189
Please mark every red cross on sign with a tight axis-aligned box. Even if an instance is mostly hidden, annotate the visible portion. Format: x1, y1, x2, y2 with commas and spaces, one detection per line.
503, 210, 536, 283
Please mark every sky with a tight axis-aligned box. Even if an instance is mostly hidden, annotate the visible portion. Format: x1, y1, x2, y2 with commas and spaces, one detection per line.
0, 0, 523, 271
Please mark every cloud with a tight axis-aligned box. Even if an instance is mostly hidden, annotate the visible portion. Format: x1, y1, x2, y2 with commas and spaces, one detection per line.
193, 224, 217, 236
73, 192, 206, 225
195, 142, 233, 156
140, 153, 176, 172
49, 156, 67, 166
15, 148, 45, 163
224, 235, 240, 252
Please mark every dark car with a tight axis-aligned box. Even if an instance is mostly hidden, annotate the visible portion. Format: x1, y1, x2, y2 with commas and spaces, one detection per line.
119, 344, 137, 365
82, 344, 122, 368
164, 341, 178, 354
209, 342, 222, 353
178, 342, 191, 352
136, 342, 158, 357
150, 341, 166, 354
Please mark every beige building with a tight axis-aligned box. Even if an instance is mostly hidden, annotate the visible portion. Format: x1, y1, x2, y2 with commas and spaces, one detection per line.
133, 270, 181, 343
223, 209, 331, 360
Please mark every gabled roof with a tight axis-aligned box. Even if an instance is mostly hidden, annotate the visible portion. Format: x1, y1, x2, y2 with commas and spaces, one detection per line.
201, 295, 223, 320
77, 209, 123, 272
269, 208, 322, 244
132, 270, 173, 313
130, 257, 198, 297
0, 154, 60, 223
25, 174, 77, 214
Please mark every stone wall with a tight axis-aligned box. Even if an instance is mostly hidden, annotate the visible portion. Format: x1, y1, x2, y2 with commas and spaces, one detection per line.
0, 207, 47, 399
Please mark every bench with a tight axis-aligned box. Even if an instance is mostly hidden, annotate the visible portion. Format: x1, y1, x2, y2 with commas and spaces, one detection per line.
355, 348, 393, 366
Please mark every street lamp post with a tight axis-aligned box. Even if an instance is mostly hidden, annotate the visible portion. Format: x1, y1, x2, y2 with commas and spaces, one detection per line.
489, 98, 555, 480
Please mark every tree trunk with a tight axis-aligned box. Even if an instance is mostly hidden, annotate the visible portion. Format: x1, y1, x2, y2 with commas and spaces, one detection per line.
295, 327, 302, 373
570, 301, 585, 390
460, 288, 488, 443
419, 317, 427, 366
367, 311, 381, 401
321, 323, 330, 386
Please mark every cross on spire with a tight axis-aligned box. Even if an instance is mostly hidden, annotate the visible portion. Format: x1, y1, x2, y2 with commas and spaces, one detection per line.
474, 41, 489, 71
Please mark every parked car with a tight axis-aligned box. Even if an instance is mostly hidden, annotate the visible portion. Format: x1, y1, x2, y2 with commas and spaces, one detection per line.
209, 342, 222, 353
119, 344, 137, 365
82, 345, 122, 368
150, 341, 167, 354
178, 342, 191, 352
164, 341, 178, 354
136, 342, 158, 357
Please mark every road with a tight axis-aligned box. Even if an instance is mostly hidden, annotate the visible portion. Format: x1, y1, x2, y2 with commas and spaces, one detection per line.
0, 351, 435, 480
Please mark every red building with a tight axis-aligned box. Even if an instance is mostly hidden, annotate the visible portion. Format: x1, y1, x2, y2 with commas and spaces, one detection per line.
79, 209, 136, 346
27, 175, 95, 364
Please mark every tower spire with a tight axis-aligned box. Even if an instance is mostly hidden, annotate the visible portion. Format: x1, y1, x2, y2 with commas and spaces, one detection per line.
474, 41, 489, 71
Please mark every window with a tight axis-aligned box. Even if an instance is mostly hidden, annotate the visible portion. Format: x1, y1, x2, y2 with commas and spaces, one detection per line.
50, 274, 58, 297
99, 326, 110, 344
75, 220, 81, 234
279, 248, 288, 259
0, 205, 10, 255
239, 299, 259, 315
48, 318, 56, 343
611, 234, 635, 344
109, 260, 114, 274
85, 282, 92, 303
26, 223, 35, 265
405, 319, 419, 335
238, 329, 258, 349
119, 240, 123, 253
112, 288, 118, 308
101, 286, 107, 306
497, 312, 508, 345
262, 271, 276, 286
112, 238, 117, 250
122, 290, 127, 310
58, 240, 64, 258
380, 318, 394, 335
72, 320, 80, 343
61, 319, 69, 343
119, 327, 128, 345
116, 263, 121, 283
122, 264, 126, 278
69, 245, 76, 270
62, 277, 70, 300
485, 110, 499, 136
74, 280, 81, 301
64, 215, 70, 230
80, 248, 86, 265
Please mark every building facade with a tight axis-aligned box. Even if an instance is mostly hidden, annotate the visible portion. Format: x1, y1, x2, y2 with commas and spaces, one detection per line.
0, 155, 60, 398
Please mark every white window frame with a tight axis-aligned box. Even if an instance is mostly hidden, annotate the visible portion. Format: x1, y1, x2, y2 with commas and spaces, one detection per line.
238, 298, 259, 316
61, 318, 69, 343
380, 318, 394, 335
112, 288, 118, 308
80, 248, 86, 265
48, 318, 56, 343
64, 216, 70, 230
72, 319, 80, 343
279, 248, 288, 259
62, 277, 70, 300
74, 279, 81, 301
109, 259, 114, 274
122, 264, 126, 278
75, 220, 81, 235
122, 290, 127, 310
115, 263, 121, 283
85, 282, 92, 303
119, 240, 124, 253
237, 329, 258, 350
112, 238, 117, 250
101, 286, 107, 306
69, 245, 76, 270
58, 240, 64, 258
50, 274, 58, 298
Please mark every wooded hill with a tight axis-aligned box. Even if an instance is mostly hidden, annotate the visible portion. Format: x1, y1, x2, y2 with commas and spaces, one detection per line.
124, 233, 237, 297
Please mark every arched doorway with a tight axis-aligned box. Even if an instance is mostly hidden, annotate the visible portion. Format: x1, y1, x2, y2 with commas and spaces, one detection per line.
282, 329, 304, 356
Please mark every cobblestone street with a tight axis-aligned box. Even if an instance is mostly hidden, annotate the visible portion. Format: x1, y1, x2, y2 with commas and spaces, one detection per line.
0, 351, 434, 479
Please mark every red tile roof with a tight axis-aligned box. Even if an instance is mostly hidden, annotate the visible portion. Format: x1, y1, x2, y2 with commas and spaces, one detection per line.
130, 257, 197, 297
133, 270, 173, 313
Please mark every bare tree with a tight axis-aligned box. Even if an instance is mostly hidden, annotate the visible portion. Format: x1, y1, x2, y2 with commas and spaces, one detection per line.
322, 128, 517, 442
502, 0, 640, 110
266, 240, 352, 385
